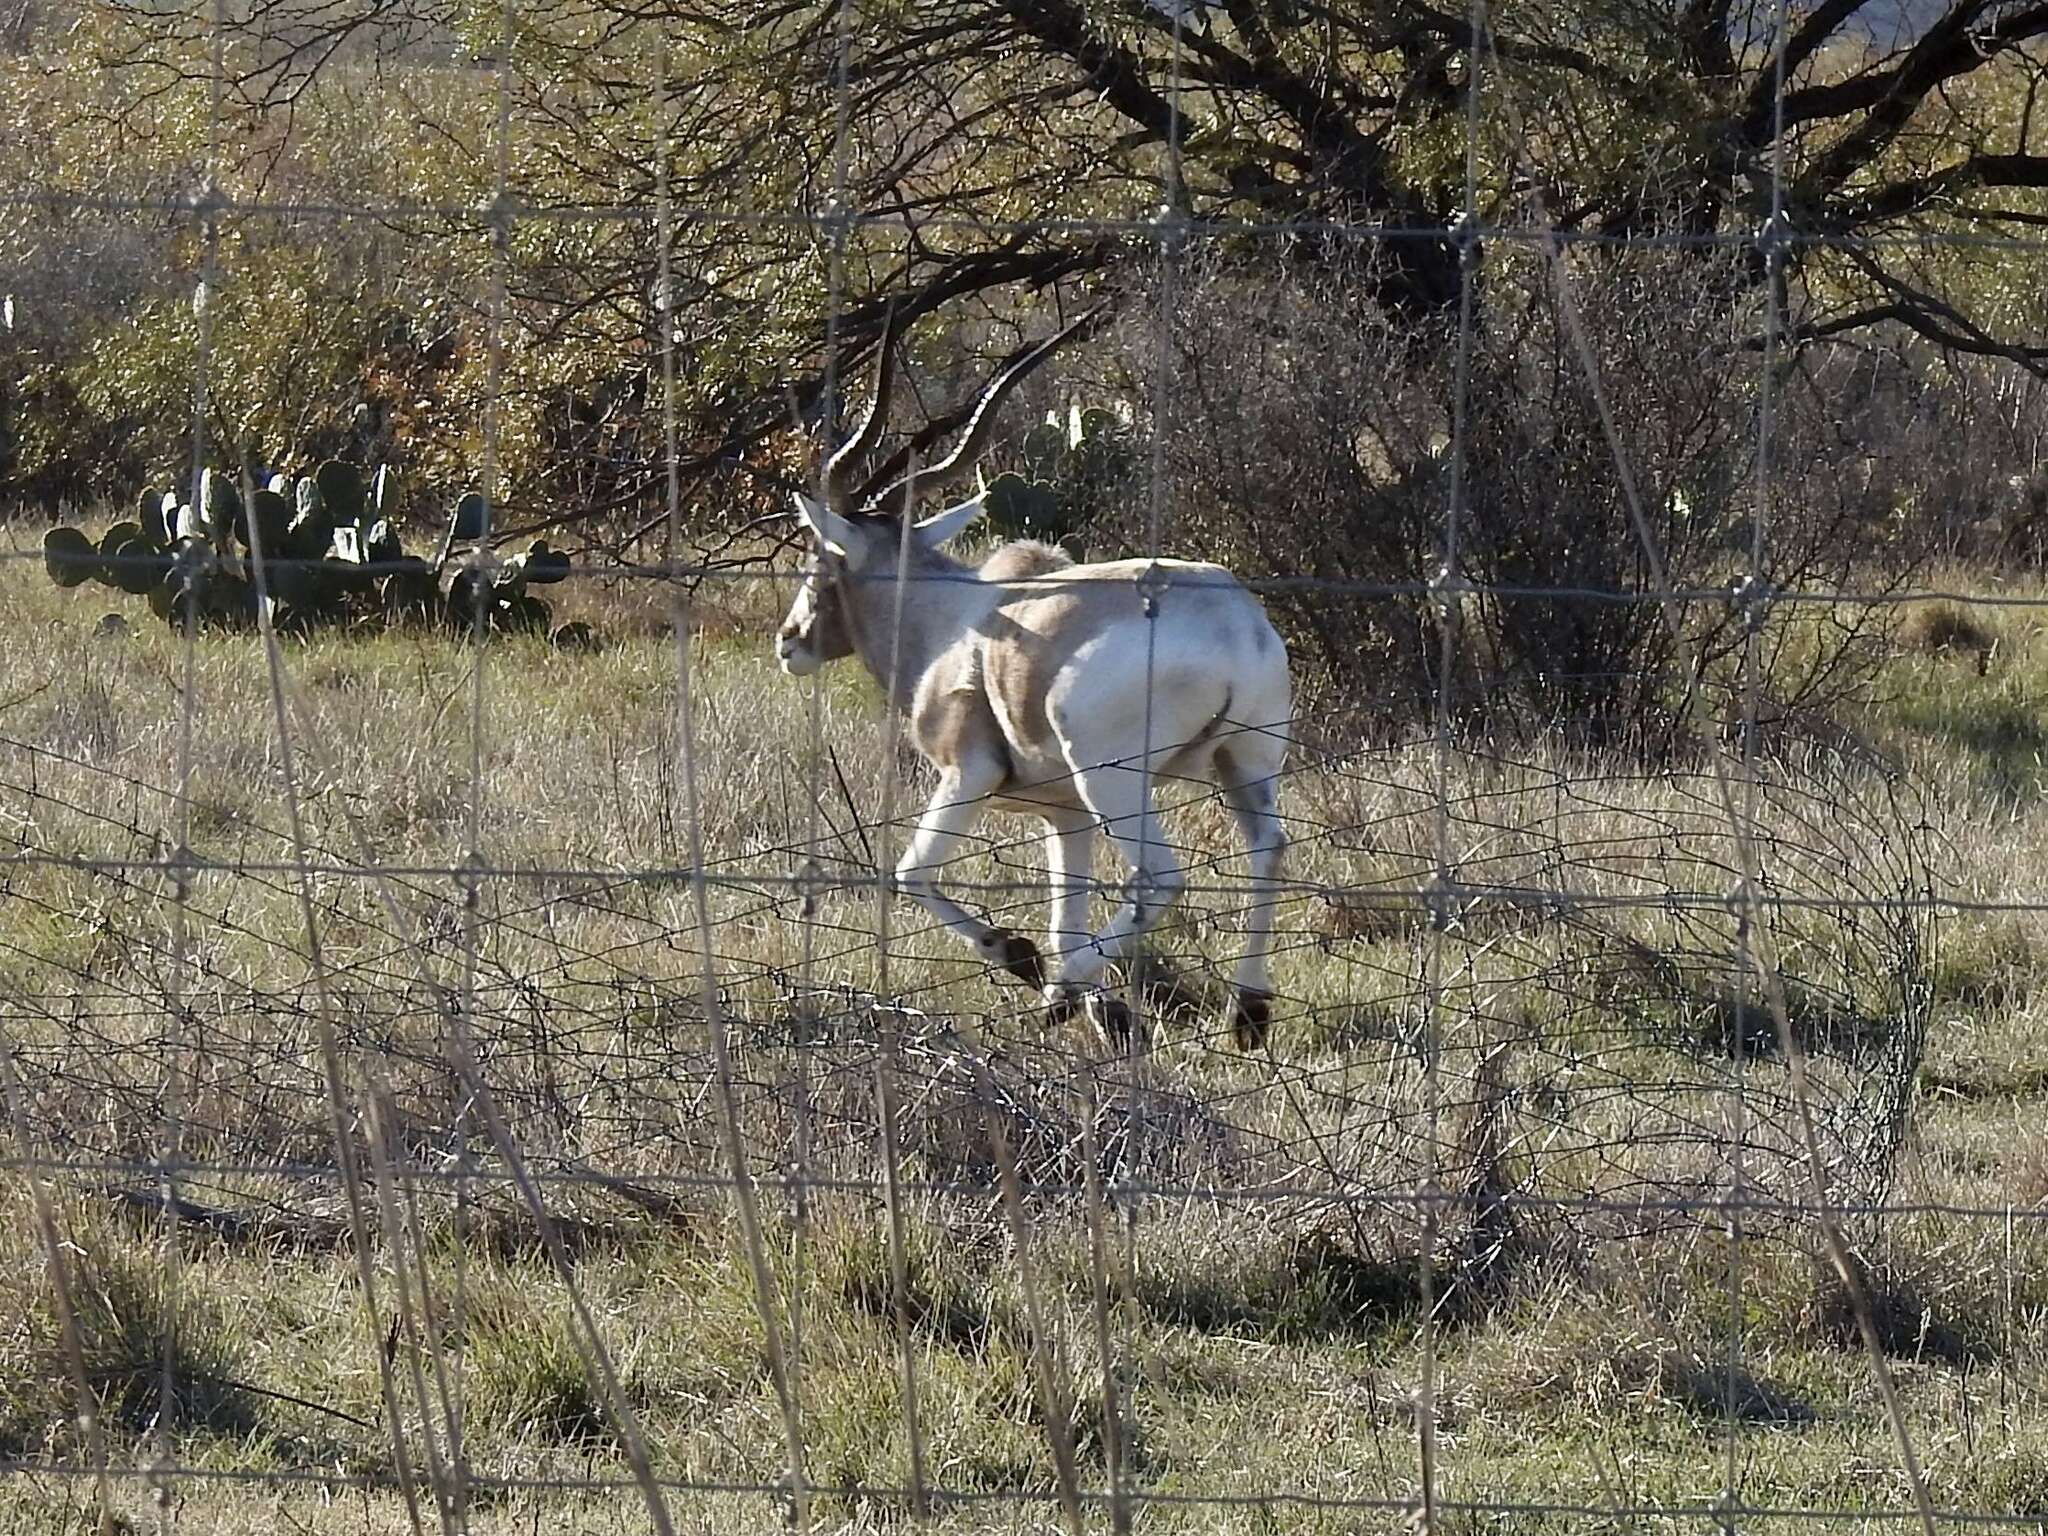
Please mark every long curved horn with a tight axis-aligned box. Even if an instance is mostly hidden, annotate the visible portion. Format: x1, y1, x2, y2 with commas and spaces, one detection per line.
854, 299, 1109, 516
821, 300, 901, 508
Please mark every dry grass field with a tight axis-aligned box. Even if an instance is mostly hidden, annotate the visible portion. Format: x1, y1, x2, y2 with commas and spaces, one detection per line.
3, 526, 2048, 1534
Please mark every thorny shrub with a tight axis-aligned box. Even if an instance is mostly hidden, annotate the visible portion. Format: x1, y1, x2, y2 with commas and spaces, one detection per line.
1097, 243, 1972, 748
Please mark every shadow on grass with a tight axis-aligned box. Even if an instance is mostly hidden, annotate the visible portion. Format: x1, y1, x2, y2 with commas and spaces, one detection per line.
838, 1251, 1008, 1356
1816, 1255, 1995, 1370
1, 1243, 261, 1457
1600, 927, 1910, 1067
1893, 689, 2048, 803
1689, 987, 1902, 1066
1665, 1357, 1816, 1426
1135, 1236, 1430, 1344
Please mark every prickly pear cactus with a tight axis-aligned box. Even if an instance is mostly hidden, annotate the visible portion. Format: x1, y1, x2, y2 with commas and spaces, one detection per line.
982, 472, 1069, 541
43, 527, 96, 588
237, 489, 292, 554
982, 402, 1134, 554
314, 459, 365, 525
451, 491, 489, 542
46, 455, 590, 644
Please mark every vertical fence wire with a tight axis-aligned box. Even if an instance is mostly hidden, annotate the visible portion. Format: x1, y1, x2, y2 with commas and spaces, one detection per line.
652, 22, 810, 1536
1418, 0, 1491, 1520
785, 0, 865, 1494
3, 1, 2039, 1528
450, 4, 522, 1506
1111, 16, 1194, 1517
1472, 10, 1948, 1534
1726, 0, 1799, 1516
149, 1, 233, 1526
656, 85, 810, 1536
873, 476, 931, 1515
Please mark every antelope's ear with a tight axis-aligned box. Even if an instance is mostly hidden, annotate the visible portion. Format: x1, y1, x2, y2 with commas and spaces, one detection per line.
913, 493, 987, 549
792, 492, 858, 556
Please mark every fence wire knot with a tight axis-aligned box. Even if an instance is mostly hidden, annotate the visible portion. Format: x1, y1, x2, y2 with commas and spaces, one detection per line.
1123, 871, 1173, 920
1730, 574, 1776, 630
457, 848, 489, 905
1429, 561, 1470, 623
815, 195, 854, 240
794, 858, 826, 919
163, 842, 198, 901
1423, 870, 1460, 932
480, 189, 521, 250
1135, 560, 1173, 615
1452, 210, 1483, 267
1725, 878, 1757, 940
184, 179, 230, 220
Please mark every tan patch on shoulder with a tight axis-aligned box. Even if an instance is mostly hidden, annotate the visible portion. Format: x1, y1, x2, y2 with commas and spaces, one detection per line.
911, 650, 1006, 774
982, 633, 1054, 752
977, 574, 1098, 759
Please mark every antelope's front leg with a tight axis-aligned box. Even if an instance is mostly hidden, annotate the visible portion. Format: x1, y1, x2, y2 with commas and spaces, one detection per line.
1038, 809, 1094, 1015
893, 761, 1043, 988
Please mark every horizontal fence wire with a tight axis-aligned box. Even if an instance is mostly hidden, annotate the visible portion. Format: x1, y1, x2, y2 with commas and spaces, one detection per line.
1, 1, 2044, 1532
20, 541, 2048, 610
8, 183, 2048, 255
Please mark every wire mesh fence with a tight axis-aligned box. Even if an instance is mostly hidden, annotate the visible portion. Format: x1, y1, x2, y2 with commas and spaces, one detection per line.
1, 1, 2046, 1532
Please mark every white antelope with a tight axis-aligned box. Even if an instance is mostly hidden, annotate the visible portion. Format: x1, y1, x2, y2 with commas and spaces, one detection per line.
776, 307, 1292, 1047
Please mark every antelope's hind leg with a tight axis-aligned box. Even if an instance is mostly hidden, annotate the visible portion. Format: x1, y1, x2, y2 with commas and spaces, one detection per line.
895, 759, 1042, 988
1217, 738, 1289, 1051
1044, 760, 1185, 1047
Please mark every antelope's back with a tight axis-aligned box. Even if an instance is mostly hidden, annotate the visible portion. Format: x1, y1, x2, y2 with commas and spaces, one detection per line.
983, 555, 1290, 748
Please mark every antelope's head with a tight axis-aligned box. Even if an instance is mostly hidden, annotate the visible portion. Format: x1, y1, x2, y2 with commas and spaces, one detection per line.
774, 527, 853, 678
776, 492, 992, 676
777, 300, 1102, 678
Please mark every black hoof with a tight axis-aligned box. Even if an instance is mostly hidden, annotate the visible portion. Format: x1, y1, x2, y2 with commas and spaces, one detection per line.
1093, 995, 1137, 1049
991, 932, 1044, 989
1044, 989, 1146, 1051
1231, 992, 1273, 1052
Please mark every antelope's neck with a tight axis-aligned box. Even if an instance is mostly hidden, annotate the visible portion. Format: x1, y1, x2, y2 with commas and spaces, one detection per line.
844, 552, 983, 710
